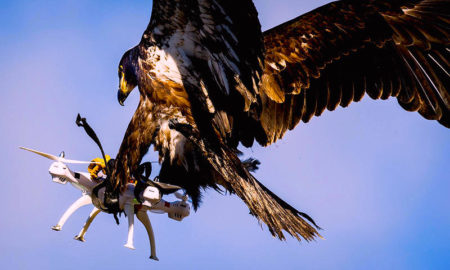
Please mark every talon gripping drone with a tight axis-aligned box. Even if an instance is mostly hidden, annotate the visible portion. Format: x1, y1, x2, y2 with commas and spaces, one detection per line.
20, 145, 190, 261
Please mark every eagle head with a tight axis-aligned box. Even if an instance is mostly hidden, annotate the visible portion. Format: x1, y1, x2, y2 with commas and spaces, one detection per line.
117, 48, 138, 106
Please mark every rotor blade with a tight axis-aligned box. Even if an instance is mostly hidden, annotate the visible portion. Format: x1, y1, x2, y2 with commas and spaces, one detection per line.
20, 147, 60, 161
60, 158, 101, 165
20, 147, 101, 165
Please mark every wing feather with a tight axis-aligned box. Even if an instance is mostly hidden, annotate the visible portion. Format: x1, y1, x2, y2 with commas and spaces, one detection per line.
258, 0, 450, 145
115, 0, 449, 242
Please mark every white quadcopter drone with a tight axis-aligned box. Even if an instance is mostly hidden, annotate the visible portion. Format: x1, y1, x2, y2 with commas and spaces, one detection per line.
20, 146, 191, 261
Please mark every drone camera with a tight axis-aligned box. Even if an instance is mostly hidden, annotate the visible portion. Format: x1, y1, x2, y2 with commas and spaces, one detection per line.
49, 162, 69, 185
52, 175, 68, 185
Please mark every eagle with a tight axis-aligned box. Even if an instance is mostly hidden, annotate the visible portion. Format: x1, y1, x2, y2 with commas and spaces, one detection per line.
111, 0, 449, 242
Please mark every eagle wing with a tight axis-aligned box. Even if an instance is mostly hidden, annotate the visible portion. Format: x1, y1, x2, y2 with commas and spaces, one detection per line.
140, 0, 449, 148
114, 0, 449, 242
259, 0, 450, 144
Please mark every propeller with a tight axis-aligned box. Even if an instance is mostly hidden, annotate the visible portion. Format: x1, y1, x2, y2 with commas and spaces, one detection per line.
20, 147, 102, 165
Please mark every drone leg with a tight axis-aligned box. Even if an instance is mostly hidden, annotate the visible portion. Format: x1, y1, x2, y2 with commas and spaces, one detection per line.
136, 209, 158, 261
52, 194, 91, 231
123, 203, 136, 250
74, 207, 101, 242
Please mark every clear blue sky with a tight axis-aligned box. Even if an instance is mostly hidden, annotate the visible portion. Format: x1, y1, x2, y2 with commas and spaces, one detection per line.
1, 1, 449, 269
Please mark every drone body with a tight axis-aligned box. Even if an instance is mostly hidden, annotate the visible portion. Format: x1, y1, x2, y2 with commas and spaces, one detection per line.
20, 147, 190, 260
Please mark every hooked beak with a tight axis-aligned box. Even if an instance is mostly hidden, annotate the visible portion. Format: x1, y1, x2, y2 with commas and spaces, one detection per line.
117, 89, 129, 106
118, 74, 131, 106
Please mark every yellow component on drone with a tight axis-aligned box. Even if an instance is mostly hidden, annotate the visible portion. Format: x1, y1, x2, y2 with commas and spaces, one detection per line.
88, 155, 111, 180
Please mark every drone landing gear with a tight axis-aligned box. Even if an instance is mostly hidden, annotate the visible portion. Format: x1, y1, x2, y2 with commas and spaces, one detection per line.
52, 194, 92, 231
74, 207, 101, 242
124, 203, 136, 250
136, 209, 158, 261
73, 235, 85, 242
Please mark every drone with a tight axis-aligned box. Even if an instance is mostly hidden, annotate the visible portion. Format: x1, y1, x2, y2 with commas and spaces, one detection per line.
20, 146, 191, 261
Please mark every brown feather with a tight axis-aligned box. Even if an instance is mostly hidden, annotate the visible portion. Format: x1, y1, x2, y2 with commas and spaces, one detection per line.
259, 0, 449, 144
112, 0, 450, 245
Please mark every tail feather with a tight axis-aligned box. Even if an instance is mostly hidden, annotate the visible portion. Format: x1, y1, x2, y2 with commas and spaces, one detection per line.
255, 179, 321, 230
227, 171, 321, 241
170, 121, 321, 241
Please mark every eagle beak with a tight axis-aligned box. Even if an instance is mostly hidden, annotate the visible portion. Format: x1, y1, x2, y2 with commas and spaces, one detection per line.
118, 72, 135, 106
118, 89, 128, 106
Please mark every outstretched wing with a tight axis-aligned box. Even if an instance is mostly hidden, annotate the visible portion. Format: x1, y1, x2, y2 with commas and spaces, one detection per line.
258, 0, 450, 144
139, 0, 449, 148
114, 0, 449, 241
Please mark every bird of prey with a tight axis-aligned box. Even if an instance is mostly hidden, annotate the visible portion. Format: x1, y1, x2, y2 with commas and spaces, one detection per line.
112, 0, 449, 241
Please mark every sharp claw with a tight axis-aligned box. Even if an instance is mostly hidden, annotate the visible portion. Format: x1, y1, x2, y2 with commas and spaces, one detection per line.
51, 225, 61, 231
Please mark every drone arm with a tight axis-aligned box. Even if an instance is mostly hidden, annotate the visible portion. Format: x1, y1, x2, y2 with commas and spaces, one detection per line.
136, 209, 158, 261
52, 194, 92, 231
74, 207, 101, 242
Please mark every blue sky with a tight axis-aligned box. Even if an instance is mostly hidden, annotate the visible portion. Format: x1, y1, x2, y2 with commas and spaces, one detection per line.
1, 1, 449, 269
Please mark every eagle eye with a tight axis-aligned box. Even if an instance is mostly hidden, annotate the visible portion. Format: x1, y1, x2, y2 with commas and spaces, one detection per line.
118, 65, 124, 77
